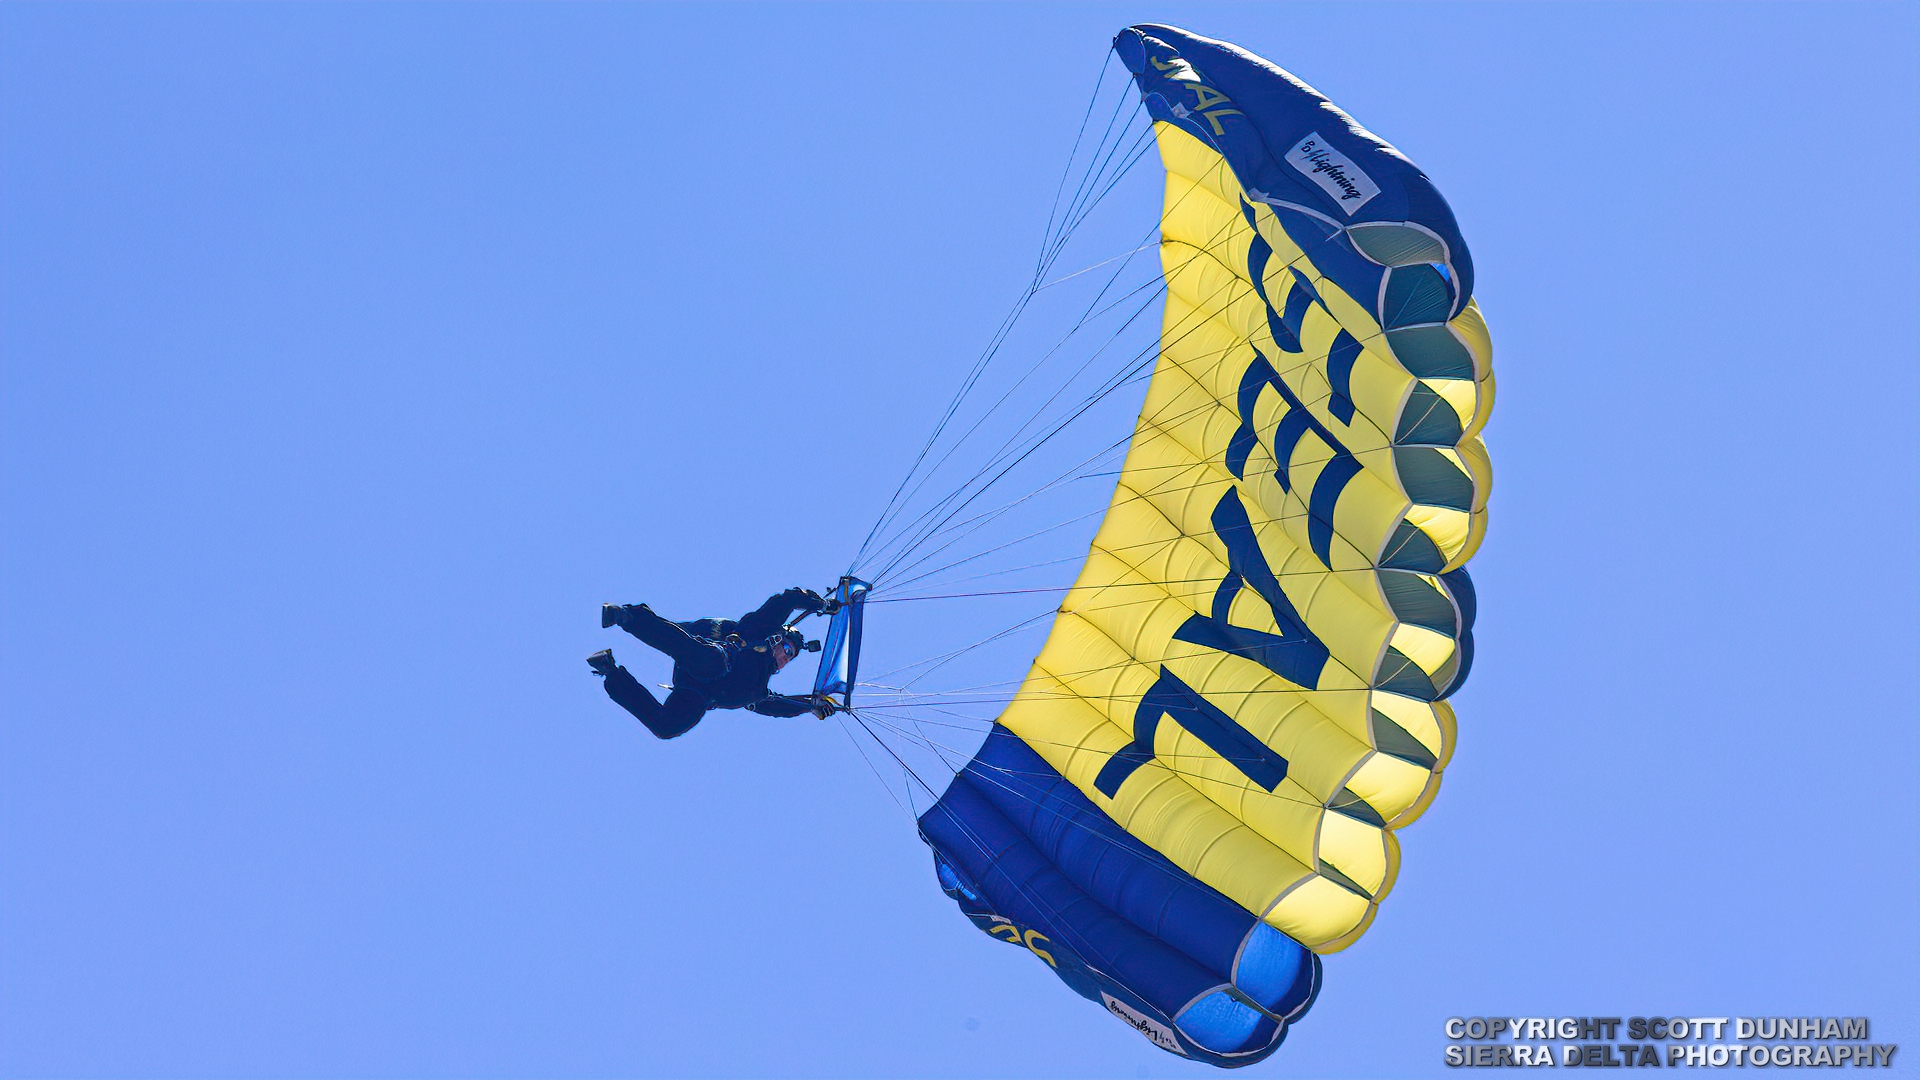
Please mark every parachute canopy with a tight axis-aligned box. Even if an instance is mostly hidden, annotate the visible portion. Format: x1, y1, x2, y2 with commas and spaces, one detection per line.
917, 25, 1494, 1066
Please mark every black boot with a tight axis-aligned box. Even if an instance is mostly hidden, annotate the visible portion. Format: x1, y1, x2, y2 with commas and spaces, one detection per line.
601, 603, 621, 629
586, 649, 617, 677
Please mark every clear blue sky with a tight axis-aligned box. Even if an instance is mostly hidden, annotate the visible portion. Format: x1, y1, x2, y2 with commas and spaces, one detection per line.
3, 3, 1916, 1077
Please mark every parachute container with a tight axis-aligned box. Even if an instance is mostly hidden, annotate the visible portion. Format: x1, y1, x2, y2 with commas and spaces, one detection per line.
918, 25, 1493, 1066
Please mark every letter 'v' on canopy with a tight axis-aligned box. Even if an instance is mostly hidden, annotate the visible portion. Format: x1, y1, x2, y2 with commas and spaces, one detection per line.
917, 24, 1493, 1067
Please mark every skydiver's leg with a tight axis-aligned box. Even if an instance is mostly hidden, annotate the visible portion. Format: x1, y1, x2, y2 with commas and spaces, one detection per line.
610, 604, 719, 668
652, 687, 708, 739
598, 661, 708, 739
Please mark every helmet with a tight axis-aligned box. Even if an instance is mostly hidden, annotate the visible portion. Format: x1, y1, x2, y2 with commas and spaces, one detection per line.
775, 627, 822, 652
768, 627, 807, 670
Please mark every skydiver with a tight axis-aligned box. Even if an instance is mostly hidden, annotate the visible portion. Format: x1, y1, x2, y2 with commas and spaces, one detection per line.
587, 586, 840, 739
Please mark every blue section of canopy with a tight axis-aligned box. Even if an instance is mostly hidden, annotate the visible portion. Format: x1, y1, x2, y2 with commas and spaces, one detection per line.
918, 726, 1319, 1067
1113, 24, 1475, 323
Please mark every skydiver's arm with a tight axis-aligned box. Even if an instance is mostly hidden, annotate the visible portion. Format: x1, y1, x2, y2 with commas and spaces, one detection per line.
744, 694, 826, 719
735, 587, 825, 638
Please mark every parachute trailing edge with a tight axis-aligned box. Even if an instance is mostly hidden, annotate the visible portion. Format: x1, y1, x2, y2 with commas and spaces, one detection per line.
918, 24, 1494, 1066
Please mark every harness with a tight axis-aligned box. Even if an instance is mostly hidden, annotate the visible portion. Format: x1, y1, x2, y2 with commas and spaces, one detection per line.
680, 632, 781, 688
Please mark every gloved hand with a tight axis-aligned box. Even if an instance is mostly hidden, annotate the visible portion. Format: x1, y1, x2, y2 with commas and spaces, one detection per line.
786, 586, 826, 613
810, 695, 840, 718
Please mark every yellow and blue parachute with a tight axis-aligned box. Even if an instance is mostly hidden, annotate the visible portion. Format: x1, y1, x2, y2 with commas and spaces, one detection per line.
905, 26, 1494, 1066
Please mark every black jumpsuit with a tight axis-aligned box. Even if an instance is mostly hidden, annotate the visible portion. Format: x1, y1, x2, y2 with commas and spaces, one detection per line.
598, 588, 824, 739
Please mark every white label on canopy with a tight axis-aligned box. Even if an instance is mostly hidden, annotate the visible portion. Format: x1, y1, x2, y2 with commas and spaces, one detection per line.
1102, 992, 1187, 1055
1286, 132, 1381, 215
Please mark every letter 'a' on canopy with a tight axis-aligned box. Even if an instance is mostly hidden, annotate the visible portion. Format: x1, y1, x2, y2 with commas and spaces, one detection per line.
917, 25, 1493, 1067
813, 577, 871, 709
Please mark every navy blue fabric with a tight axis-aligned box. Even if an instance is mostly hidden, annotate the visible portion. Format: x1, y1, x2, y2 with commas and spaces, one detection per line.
1326, 330, 1361, 424
732, 588, 824, 639
1269, 409, 1313, 492
1437, 629, 1475, 700
1173, 576, 1320, 691
1170, 488, 1331, 690
1226, 353, 1276, 480
1093, 665, 1291, 797
961, 730, 1256, 972
598, 663, 706, 740
920, 726, 1321, 1065
1115, 24, 1475, 316
1442, 567, 1478, 632
923, 769, 1223, 1019
1224, 424, 1257, 482
1307, 455, 1365, 566
1278, 271, 1319, 351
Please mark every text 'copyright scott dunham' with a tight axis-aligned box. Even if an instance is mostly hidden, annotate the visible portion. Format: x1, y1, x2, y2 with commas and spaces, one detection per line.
1445, 1017, 1897, 1069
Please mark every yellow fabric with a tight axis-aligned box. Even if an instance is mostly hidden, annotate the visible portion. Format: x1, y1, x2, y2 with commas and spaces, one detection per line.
994, 122, 1493, 953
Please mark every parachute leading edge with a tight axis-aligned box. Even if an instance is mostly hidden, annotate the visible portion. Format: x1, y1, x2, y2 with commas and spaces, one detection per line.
919, 24, 1494, 1066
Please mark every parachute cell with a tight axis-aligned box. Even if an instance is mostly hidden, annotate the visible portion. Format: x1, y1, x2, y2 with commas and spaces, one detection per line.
916, 25, 1494, 1066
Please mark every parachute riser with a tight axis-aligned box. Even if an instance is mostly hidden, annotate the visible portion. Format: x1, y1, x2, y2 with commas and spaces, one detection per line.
810, 575, 871, 710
